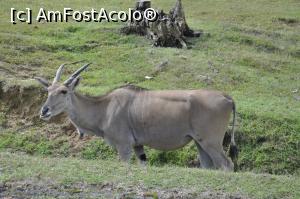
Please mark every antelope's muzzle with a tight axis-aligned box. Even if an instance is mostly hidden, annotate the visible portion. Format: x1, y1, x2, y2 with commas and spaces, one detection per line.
40, 106, 51, 120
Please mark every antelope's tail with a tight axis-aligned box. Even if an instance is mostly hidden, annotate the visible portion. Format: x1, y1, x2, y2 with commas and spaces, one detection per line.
228, 100, 238, 171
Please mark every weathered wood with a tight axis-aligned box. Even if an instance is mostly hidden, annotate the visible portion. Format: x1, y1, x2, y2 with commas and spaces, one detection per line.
120, 0, 202, 48
135, 0, 151, 11
170, 0, 201, 37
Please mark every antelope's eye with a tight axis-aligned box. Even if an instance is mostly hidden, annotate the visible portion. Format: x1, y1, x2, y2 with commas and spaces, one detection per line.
61, 90, 67, 94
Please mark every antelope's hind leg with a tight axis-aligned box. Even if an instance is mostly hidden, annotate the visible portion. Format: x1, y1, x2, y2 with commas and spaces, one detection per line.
201, 142, 234, 171
194, 141, 214, 169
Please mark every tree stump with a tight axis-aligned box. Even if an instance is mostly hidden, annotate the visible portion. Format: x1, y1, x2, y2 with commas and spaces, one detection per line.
121, 0, 202, 48
135, 0, 151, 11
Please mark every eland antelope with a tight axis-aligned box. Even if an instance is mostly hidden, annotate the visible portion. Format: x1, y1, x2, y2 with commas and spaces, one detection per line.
35, 63, 238, 171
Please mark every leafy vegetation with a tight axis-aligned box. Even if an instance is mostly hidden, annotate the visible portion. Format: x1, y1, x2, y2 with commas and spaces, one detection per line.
0, 0, 299, 176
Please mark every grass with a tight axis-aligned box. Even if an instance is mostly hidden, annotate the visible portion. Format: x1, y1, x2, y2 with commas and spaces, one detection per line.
0, 152, 299, 199
0, 0, 299, 176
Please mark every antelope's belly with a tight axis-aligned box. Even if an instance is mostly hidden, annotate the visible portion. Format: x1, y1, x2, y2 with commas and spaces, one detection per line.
135, 123, 193, 150
143, 132, 193, 151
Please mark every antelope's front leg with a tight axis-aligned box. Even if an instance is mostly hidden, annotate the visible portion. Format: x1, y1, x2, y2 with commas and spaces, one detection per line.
116, 144, 133, 175
117, 145, 132, 163
77, 128, 84, 139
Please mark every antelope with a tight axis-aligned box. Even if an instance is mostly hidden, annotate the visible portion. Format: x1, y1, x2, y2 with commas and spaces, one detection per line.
35, 63, 238, 171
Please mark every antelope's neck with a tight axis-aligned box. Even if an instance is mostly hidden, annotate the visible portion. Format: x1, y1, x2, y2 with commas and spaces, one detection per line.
66, 92, 107, 137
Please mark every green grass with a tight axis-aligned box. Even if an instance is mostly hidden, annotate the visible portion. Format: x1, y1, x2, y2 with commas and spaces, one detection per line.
0, 152, 299, 199
0, 130, 64, 156
0, 129, 198, 168
0, 0, 299, 175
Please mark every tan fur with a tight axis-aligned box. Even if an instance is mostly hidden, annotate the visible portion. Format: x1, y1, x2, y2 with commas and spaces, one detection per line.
36, 65, 236, 171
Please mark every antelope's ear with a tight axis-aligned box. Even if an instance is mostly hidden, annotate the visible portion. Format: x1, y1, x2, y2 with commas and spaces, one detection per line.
68, 76, 81, 91
34, 77, 50, 88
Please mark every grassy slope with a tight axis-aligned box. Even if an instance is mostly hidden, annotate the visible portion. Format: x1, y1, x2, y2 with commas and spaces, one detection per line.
1, 152, 299, 199
0, 0, 299, 174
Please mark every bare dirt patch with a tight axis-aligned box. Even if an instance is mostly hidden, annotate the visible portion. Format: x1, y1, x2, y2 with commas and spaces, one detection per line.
276, 17, 300, 26
0, 179, 247, 199
0, 78, 98, 156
